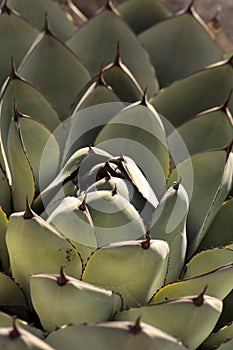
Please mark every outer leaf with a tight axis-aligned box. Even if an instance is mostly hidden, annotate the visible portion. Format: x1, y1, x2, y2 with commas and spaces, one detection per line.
117, 0, 171, 34
82, 239, 169, 308
0, 208, 9, 273
18, 26, 90, 118
46, 321, 188, 350
7, 116, 35, 211
67, 8, 159, 97
115, 293, 223, 350
168, 107, 233, 156
151, 59, 233, 127
0, 70, 60, 162
168, 149, 233, 257
6, 207, 82, 302
30, 272, 122, 333
0, 2, 38, 88
0, 166, 11, 215
151, 263, 233, 302
198, 198, 233, 250
200, 323, 233, 349
139, 7, 221, 87
95, 102, 169, 200
0, 272, 26, 306
6, 0, 76, 41
150, 183, 189, 283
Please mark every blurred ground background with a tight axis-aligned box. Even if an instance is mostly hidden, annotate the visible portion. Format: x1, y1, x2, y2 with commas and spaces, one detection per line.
62, 0, 233, 54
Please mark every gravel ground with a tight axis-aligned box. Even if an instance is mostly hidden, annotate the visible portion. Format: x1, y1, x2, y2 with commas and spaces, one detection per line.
70, 0, 233, 53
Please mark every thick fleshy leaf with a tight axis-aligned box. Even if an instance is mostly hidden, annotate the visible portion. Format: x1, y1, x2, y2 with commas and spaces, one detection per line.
150, 183, 189, 283
0, 272, 26, 306
7, 116, 35, 211
168, 149, 233, 257
67, 7, 159, 97
18, 25, 90, 118
168, 107, 233, 156
184, 247, 233, 279
95, 102, 169, 200
6, 0, 76, 41
151, 263, 233, 302
200, 323, 233, 349
117, 0, 171, 34
6, 206, 82, 301
18, 114, 60, 192
151, 59, 233, 128
30, 272, 122, 332
83, 190, 146, 246
0, 165, 11, 215
199, 198, 233, 250
0, 69, 60, 162
46, 321, 188, 350
82, 239, 169, 308
0, 208, 9, 273
115, 293, 222, 350
139, 7, 221, 87
0, 2, 38, 88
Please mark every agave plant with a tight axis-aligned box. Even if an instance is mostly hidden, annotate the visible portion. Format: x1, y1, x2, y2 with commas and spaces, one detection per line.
0, 0, 232, 349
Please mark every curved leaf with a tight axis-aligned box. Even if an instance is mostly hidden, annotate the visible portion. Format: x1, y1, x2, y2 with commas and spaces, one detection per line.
0, 207, 9, 273
139, 8, 221, 87
67, 8, 159, 97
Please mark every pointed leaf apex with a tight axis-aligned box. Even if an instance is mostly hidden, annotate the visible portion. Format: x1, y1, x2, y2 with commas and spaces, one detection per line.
173, 178, 182, 191
57, 266, 69, 286
79, 196, 87, 211
10, 57, 19, 80
1, 0, 12, 15
113, 42, 122, 67
220, 89, 233, 112
105, 171, 111, 181
227, 54, 233, 66
23, 196, 35, 219
105, 0, 120, 16
141, 232, 151, 249
193, 286, 207, 307
112, 183, 117, 196
9, 317, 21, 340
140, 88, 148, 106
185, 0, 195, 14
129, 317, 142, 335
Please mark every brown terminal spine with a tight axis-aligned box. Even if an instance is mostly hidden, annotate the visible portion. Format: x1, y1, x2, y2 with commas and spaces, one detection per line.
141, 232, 151, 249
128, 316, 142, 335
193, 286, 208, 307
57, 266, 69, 286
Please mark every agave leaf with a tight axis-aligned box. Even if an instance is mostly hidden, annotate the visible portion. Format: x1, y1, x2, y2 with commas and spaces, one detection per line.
46, 320, 188, 350
67, 8, 159, 97
0, 272, 26, 307
0, 68, 61, 162
0, 165, 11, 215
117, 0, 171, 34
7, 114, 35, 211
0, 2, 38, 88
82, 239, 169, 308
73, 76, 121, 112
115, 292, 222, 350
139, 7, 221, 87
82, 190, 146, 246
198, 198, 233, 250
30, 272, 122, 333
95, 102, 169, 200
17, 113, 60, 192
200, 323, 233, 349
102, 53, 143, 102
151, 263, 233, 302
18, 25, 90, 118
150, 183, 189, 283
6, 0, 76, 41
6, 206, 82, 302
168, 107, 233, 157
151, 59, 233, 127
47, 196, 97, 264
168, 149, 233, 257
184, 247, 233, 279
215, 291, 233, 331
215, 339, 233, 350
0, 208, 9, 273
